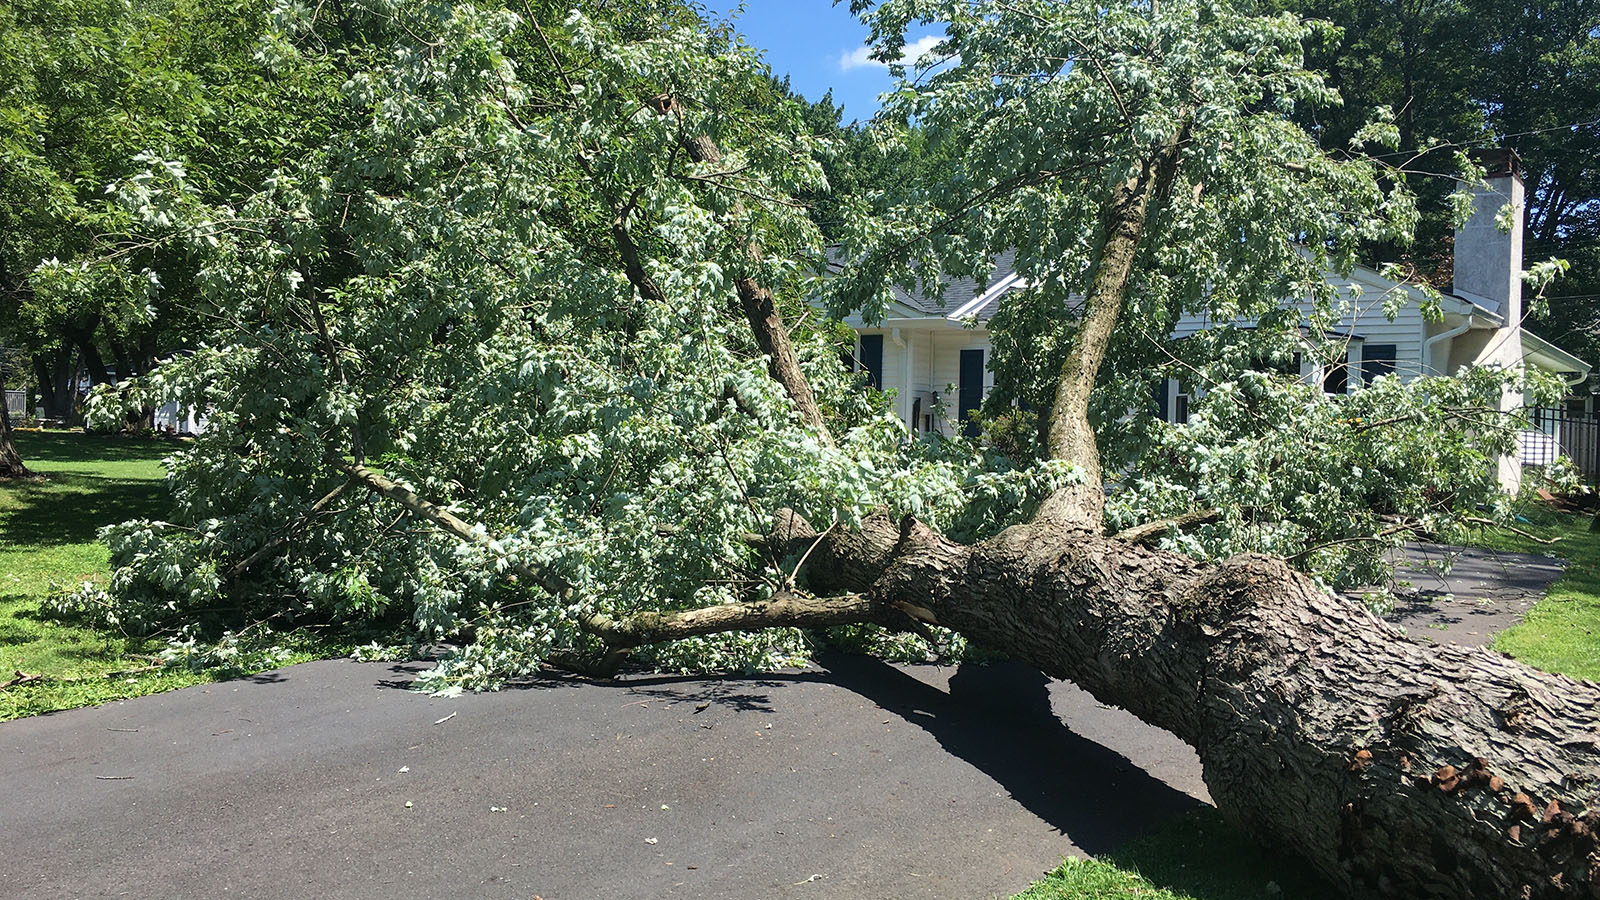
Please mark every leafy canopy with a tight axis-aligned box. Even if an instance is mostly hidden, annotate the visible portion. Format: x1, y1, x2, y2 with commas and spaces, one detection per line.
60, 0, 1558, 688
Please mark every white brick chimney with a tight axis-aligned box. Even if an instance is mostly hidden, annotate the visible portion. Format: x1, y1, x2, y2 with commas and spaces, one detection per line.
1452, 150, 1528, 492
1453, 149, 1524, 325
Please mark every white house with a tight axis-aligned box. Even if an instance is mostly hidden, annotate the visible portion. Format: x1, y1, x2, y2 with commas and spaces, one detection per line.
835, 152, 1590, 488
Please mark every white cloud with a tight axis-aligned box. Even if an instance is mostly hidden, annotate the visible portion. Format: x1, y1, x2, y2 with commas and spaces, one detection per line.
838, 34, 945, 72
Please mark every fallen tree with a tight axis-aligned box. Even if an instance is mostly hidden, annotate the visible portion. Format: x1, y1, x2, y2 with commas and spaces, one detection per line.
68, 1, 1592, 897
781, 514, 1600, 899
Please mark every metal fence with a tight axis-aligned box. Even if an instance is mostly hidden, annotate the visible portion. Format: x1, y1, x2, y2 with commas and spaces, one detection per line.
1525, 407, 1600, 483
3, 389, 23, 417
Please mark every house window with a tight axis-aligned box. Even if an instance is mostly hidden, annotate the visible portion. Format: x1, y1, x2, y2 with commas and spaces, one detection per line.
858, 334, 884, 389
1361, 344, 1397, 384
1167, 379, 1192, 424
1322, 362, 1348, 395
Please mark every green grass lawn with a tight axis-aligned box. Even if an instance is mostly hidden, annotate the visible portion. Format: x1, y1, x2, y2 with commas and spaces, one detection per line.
0, 431, 346, 720
1481, 507, 1600, 679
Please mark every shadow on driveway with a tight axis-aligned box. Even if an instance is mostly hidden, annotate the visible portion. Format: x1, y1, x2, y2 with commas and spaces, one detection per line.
821, 653, 1204, 854
1370, 543, 1567, 647
1, 653, 1211, 900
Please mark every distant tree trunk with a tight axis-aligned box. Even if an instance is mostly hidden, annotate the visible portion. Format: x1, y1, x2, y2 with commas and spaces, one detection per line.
71, 332, 112, 389
0, 370, 31, 478
110, 337, 157, 431
32, 350, 75, 421
137, 334, 159, 428
67, 330, 112, 429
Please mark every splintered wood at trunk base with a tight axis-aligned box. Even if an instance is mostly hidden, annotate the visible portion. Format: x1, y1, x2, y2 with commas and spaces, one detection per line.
776, 514, 1600, 899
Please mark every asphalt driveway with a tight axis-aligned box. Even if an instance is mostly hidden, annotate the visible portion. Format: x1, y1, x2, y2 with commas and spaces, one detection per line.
1376, 543, 1567, 648
2, 653, 1208, 900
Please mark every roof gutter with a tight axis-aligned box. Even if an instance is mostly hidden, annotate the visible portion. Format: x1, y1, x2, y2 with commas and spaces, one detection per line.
946, 271, 1022, 321
1521, 330, 1593, 386
1423, 316, 1473, 375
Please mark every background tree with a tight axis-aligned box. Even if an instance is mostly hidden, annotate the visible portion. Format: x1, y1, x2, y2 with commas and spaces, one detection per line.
767, 76, 947, 244
0, 347, 31, 478
1276, 0, 1600, 364
0, 0, 356, 430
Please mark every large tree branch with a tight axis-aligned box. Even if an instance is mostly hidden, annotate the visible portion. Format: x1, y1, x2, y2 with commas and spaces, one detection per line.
1036, 122, 1190, 528
602, 184, 669, 307
1112, 508, 1220, 545
581, 591, 886, 649
650, 95, 834, 447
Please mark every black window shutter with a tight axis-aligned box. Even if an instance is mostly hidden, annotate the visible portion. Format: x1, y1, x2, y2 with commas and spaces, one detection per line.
859, 335, 884, 389
959, 348, 984, 437
1323, 363, 1348, 394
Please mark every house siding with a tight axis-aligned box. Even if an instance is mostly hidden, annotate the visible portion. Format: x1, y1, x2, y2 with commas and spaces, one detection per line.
929, 332, 994, 397
1169, 271, 1430, 384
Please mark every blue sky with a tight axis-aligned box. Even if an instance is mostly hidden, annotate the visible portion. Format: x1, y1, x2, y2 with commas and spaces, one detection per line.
704, 2, 944, 124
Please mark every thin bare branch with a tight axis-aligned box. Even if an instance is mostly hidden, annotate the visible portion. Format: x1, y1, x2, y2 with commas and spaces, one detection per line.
336, 460, 572, 597
226, 480, 352, 581
1465, 516, 1561, 545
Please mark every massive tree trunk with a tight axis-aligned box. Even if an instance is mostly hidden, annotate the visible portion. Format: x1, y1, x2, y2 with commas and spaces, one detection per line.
771, 514, 1600, 900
